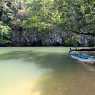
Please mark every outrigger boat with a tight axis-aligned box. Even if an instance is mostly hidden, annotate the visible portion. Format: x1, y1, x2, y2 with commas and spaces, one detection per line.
69, 48, 95, 64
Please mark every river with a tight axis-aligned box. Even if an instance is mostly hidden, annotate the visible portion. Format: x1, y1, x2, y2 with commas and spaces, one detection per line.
0, 47, 95, 95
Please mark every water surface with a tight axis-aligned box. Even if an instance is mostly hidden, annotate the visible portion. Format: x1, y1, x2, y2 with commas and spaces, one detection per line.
0, 47, 95, 95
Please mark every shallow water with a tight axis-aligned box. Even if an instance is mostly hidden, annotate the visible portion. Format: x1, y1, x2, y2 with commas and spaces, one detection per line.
0, 47, 95, 95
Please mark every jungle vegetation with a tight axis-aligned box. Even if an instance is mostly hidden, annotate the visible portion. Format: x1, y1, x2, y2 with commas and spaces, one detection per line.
0, 0, 95, 46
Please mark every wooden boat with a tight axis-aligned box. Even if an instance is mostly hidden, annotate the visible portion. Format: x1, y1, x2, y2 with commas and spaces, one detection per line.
70, 47, 95, 51
69, 51, 95, 64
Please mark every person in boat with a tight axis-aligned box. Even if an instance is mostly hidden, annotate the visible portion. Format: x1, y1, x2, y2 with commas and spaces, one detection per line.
69, 48, 72, 53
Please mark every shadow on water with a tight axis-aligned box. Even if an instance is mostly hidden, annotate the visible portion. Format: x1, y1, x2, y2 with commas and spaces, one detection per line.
0, 50, 81, 73
0, 49, 95, 95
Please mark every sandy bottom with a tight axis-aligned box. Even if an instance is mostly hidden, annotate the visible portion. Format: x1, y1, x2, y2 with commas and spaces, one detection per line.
0, 60, 45, 95
4, 79, 41, 95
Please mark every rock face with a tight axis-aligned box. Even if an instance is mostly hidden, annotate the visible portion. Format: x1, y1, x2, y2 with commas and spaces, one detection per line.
80, 34, 95, 46
11, 26, 95, 46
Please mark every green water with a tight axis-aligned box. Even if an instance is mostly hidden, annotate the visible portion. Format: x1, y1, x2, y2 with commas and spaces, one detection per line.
0, 47, 95, 95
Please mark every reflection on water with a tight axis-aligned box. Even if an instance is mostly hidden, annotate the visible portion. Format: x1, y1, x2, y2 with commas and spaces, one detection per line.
0, 48, 95, 95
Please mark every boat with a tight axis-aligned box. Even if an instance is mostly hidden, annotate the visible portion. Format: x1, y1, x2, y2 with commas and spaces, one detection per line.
69, 50, 95, 64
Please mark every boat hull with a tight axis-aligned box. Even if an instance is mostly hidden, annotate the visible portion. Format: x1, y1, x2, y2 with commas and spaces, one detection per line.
70, 52, 95, 64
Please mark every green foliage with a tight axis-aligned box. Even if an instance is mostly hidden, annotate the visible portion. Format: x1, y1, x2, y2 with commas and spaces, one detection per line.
0, 21, 11, 44
54, 0, 95, 35
64, 37, 79, 46
22, 0, 61, 31
0, 0, 95, 46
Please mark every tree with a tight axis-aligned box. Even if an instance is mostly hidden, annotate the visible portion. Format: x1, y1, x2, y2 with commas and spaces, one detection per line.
54, 0, 95, 35
0, 0, 95, 46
